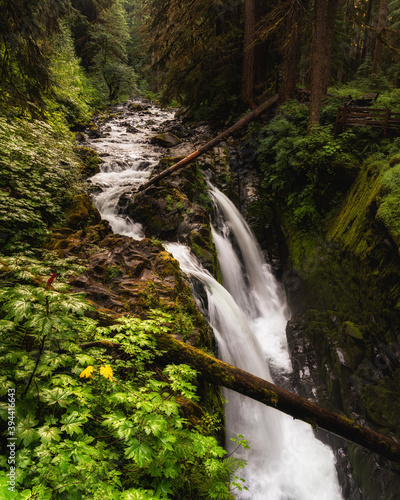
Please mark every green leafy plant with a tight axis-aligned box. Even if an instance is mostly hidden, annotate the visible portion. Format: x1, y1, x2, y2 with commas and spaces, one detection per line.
255, 103, 360, 229
0, 117, 83, 255
0, 257, 246, 499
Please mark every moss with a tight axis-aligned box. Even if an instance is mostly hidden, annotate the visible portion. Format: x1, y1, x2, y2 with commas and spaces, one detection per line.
342, 321, 363, 340
281, 151, 400, 440
260, 389, 279, 407
326, 159, 385, 256
75, 146, 102, 177
65, 193, 102, 230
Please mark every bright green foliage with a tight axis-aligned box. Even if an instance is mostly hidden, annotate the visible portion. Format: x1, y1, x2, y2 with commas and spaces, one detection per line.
48, 23, 98, 125
0, 117, 83, 254
255, 102, 357, 229
0, 256, 245, 499
253, 97, 400, 231
83, 0, 137, 101
376, 159, 400, 248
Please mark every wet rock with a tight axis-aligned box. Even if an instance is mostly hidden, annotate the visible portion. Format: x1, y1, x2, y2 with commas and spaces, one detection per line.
128, 102, 150, 112
54, 231, 211, 346
75, 146, 102, 177
151, 132, 182, 147
126, 162, 217, 273
126, 125, 140, 134
75, 132, 87, 142
87, 124, 103, 138
64, 193, 102, 230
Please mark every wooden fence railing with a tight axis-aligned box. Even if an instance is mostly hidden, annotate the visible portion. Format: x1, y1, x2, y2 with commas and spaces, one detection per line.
335, 107, 400, 137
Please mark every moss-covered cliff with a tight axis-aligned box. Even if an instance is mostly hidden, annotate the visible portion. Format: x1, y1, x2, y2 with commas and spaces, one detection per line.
278, 153, 400, 498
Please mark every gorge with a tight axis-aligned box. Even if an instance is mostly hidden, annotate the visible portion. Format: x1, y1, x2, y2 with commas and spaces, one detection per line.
83, 100, 400, 498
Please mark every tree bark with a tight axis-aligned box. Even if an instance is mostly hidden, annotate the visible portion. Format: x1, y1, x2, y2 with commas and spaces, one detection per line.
321, 0, 339, 94
360, 0, 373, 62
242, 0, 257, 104
308, 0, 327, 130
81, 332, 400, 463
308, 0, 340, 131
137, 94, 279, 192
279, 0, 303, 104
372, 0, 389, 73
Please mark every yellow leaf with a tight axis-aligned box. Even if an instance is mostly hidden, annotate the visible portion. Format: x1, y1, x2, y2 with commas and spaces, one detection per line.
79, 366, 94, 378
100, 364, 113, 381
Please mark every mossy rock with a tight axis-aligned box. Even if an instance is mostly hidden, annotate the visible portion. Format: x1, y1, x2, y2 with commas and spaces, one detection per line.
128, 102, 150, 112
151, 132, 181, 147
65, 193, 102, 230
75, 146, 102, 177
341, 321, 364, 340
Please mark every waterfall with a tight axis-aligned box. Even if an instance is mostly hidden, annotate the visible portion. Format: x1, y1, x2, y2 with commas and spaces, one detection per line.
87, 103, 343, 499
166, 184, 343, 500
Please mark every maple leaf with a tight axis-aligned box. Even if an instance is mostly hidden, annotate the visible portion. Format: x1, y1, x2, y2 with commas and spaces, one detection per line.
100, 364, 113, 381
79, 366, 94, 378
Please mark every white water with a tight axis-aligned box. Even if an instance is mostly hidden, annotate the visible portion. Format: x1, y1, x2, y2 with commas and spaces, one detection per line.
87, 103, 343, 499
166, 185, 343, 500
87, 101, 175, 239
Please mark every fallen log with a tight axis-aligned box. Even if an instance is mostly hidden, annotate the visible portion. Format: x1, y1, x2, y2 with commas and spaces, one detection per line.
138, 94, 279, 192
81, 330, 400, 464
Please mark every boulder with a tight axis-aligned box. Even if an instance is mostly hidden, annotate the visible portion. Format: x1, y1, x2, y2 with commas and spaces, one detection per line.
151, 132, 182, 148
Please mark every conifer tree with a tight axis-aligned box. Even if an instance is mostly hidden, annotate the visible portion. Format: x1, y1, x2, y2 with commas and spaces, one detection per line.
0, 0, 65, 113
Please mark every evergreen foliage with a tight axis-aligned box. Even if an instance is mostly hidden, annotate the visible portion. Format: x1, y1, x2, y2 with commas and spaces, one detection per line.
49, 23, 98, 125
142, 0, 243, 117
254, 98, 400, 230
0, 0, 64, 114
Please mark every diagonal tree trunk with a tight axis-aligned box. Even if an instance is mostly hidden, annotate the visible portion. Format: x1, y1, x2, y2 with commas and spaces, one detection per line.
81, 330, 400, 464
137, 94, 279, 192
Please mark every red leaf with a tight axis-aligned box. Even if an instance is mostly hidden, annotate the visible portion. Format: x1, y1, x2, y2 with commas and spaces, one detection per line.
46, 273, 57, 288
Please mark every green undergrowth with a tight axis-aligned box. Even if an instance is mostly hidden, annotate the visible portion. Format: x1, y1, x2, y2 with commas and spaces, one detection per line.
0, 255, 247, 499
252, 99, 400, 235
0, 117, 84, 255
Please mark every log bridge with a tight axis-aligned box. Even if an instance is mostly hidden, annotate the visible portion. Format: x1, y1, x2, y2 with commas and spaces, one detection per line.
335, 106, 400, 137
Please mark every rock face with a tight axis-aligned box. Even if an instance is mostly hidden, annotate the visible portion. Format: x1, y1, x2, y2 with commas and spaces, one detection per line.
126, 160, 220, 273
48, 201, 212, 349
279, 160, 400, 498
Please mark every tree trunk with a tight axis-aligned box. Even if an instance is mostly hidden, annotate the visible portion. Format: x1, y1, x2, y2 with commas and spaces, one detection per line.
242, 0, 256, 104
81, 332, 400, 463
360, 0, 373, 62
308, 0, 327, 130
321, 0, 339, 94
308, 0, 340, 131
372, 0, 389, 73
137, 95, 279, 192
279, 0, 303, 104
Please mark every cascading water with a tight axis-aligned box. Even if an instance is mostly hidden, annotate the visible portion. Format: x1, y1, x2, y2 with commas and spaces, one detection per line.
87, 101, 175, 239
166, 184, 344, 500
87, 102, 343, 499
